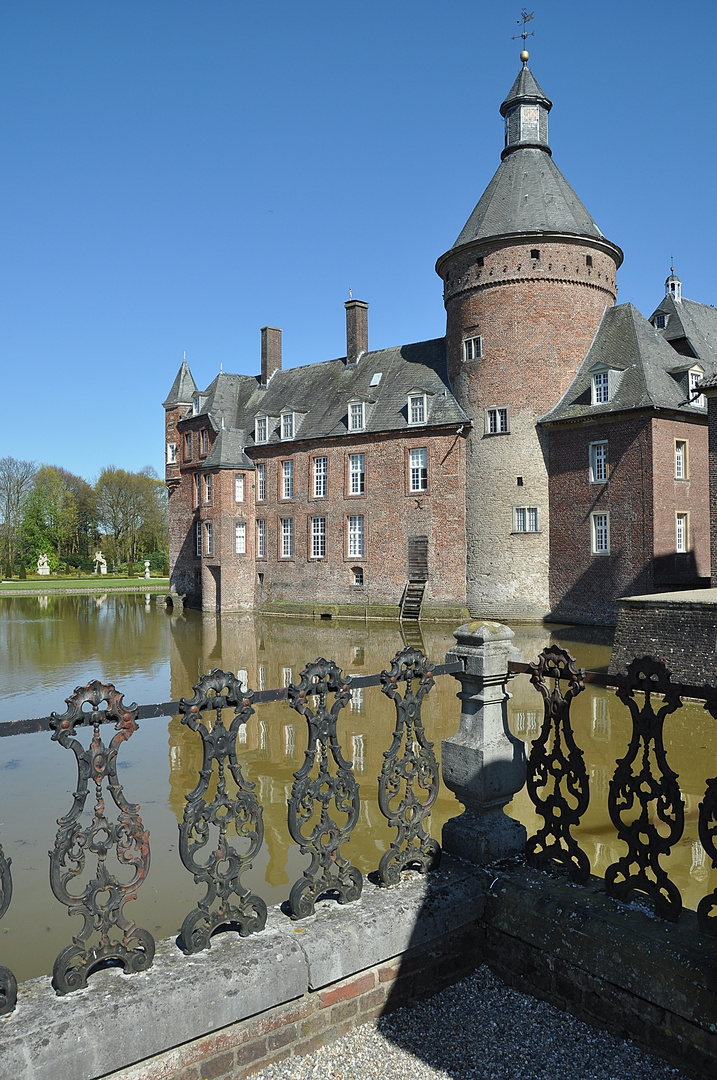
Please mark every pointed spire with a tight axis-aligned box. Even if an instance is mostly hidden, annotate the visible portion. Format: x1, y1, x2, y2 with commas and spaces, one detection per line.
500, 60, 552, 160
163, 355, 198, 408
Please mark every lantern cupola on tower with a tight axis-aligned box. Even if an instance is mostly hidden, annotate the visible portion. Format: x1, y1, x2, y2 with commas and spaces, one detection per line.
500, 52, 553, 159
666, 267, 682, 303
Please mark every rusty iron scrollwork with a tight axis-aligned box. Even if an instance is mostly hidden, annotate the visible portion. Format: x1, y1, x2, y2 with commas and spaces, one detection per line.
376, 647, 440, 886
697, 691, 717, 935
49, 682, 154, 994
526, 646, 590, 883
0, 837, 17, 1014
178, 669, 266, 952
606, 656, 683, 921
287, 658, 362, 918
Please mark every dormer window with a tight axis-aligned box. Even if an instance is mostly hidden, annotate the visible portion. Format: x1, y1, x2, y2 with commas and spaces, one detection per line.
349, 400, 365, 431
255, 415, 268, 443
592, 370, 610, 405
408, 393, 426, 425
281, 411, 294, 440
463, 336, 482, 361
654, 314, 667, 330
689, 368, 706, 408
193, 395, 201, 416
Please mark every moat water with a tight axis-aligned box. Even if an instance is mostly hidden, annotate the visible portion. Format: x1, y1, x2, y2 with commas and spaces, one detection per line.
0, 593, 714, 982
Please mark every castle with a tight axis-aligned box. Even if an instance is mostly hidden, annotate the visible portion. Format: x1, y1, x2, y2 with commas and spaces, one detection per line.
164, 52, 717, 624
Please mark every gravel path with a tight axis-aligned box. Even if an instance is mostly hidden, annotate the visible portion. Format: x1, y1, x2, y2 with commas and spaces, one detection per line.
252, 964, 689, 1080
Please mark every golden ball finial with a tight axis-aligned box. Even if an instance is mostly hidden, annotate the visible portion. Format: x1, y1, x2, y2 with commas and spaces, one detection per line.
520, 49, 529, 63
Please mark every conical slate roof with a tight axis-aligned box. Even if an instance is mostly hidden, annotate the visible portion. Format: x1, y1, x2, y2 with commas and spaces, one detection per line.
163, 358, 197, 408
500, 66, 552, 115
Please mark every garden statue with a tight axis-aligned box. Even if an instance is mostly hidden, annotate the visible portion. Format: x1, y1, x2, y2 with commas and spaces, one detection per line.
93, 551, 108, 575
37, 553, 50, 576
144, 560, 151, 579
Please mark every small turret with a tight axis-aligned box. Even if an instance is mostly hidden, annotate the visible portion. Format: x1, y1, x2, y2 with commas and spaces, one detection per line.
666, 267, 682, 303
499, 52, 553, 159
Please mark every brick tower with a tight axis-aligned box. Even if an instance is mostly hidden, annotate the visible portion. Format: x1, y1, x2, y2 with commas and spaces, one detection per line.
435, 52, 623, 619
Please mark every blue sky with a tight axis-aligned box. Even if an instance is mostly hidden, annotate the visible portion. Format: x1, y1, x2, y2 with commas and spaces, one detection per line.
1, 1, 715, 479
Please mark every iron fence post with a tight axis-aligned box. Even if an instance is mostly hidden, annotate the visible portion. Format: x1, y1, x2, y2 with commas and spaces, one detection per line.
441, 621, 527, 863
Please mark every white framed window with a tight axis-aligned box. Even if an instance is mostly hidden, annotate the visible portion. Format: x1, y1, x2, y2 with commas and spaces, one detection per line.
281, 518, 293, 558
311, 516, 326, 558
352, 566, 364, 586
204, 473, 212, 503
184, 433, 192, 460
675, 440, 688, 479
486, 407, 509, 434
235, 474, 245, 502
194, 473, 200, 508
281, 411, 294, 439
282, 460, 294, 499
409, 448, 428, 491
514, 506, 539, 533
201, 429, 209, 454
689, 368, 705, 408
654, 313, 667, 329
166, 442, 177, 465
348, 515, 364, 557
676, 512, 688, 553
589, 441, 608, 483
408, 393, 426, 425
349, 400, 365, 431
205, 522, 213, 557
256, 463, 266, 501
463, 336, 482, 361
256, 519, 266, 558
193, 395, 201, 416
591, 512, 610, 555
235, 522, 246, 554
195, 521, 202, 556
313, 457, 327, 497
592, 371, 610, 405
349, 453, 365, 495
255, 416, 268, 443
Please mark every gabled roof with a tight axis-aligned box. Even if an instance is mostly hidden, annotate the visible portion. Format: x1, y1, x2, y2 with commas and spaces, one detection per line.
163, 358, 198, 408
540, 303, 710, 425
198, 429, 255, 471
649, 294, 717, 367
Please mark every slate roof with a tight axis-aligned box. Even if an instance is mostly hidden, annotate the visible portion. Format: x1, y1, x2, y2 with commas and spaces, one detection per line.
198, 429, 255, 471
500, 66, 552, 115
178, 338, 469, 449
163, 358, 198, 408
540, 303, 710, 425
649, 293, 717, 367
450, 148, 610, 249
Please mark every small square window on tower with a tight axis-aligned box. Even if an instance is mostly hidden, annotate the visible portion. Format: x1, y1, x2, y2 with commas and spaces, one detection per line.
530, 248, 540, 261
586, 255, 593, 267
463, 336, 482, 361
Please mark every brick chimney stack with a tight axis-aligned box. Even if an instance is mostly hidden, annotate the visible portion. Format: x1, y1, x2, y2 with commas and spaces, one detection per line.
260, 326, 282, 385
344, 300, 368, 365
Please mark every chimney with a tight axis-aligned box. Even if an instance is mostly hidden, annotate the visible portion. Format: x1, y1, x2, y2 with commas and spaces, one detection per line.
345, 300, 368, 365
261, 326, 282, 385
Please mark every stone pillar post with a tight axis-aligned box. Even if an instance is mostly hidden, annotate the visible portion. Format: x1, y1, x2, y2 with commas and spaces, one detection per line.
442, 621, 527, 864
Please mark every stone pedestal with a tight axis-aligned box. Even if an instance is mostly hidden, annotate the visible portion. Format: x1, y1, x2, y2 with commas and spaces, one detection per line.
442, 621, 527, 864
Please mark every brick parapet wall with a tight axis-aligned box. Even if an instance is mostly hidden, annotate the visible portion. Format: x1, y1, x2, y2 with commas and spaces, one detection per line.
609, 594, 717, 683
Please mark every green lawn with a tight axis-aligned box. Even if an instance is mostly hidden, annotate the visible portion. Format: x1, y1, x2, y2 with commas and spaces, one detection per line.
0, 577, 170, 592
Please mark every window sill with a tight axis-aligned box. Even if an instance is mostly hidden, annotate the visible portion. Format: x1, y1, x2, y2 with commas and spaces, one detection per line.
511, 530, 542, 536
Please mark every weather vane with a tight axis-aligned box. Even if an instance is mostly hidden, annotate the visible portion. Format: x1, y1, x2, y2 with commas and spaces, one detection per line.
512, 9, 535, 52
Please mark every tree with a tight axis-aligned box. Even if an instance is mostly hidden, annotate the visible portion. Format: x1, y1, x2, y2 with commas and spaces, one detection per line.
20, 466, 79, 567
0, 456, 37, 575
95, 466, 168, 566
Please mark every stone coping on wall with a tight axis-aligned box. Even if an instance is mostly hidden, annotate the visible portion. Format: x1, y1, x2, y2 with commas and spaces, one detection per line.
259, 601, 471, 622
609, 587, 717, 683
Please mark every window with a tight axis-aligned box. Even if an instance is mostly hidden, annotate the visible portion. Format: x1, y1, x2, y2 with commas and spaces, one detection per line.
184, 433, 192, 460
235, 474, 245, 502
204, 474, 212, 503
349, 453, 365, 495
193, 395, 200, 416
311, 516, 326, 558
591, 512, 610, 555
201, 429, 209, 455
409, 448, 428, 491
586, 255, 593, 267
281, 518, 293, 557
592, 371, 610, 405
530, 248, 540, 260
348, 515, 364, 557
194, 473, 200, 508
675, 440, 688, 479
255, 416, 268, 443
486, 408, 509, 434
256, 519, 266, 558
166, 442, 177, 465
282, 460, 294, 499
235, 522, 246, 554
408, 393, 426, 425
676, 512, 688, 553
349, 401, 365, 431
463, 336, 482, 361
514, 506, 539, 533
205, 522, 213, 557
256, 463, 266, 501
313, 457, 327, 497
654, 313, 667, 329
590, 441, 608, 483
689, 369, 705, 408
521, 105, 539, 140
476, 256, 484, 268
352, 567, 364, 586
196, 521, 202, 556
281, 411, 294, 440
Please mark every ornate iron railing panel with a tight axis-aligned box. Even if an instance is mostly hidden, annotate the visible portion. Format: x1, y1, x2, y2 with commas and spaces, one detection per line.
606, 657, 684, 921
49, 681, 154, 993
376, 647, 440, 886
697, 692, 717, 935
178, 669, 266, 952
286, 658, 362, 918
526, 647, 590, 883
0, 834, 17, 1014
